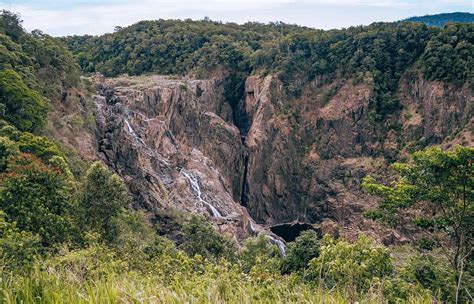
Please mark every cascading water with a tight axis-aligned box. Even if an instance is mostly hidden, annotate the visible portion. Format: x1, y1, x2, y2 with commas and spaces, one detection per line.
122, 117, 172, 166
124, 118, 145, 145
267, 235, 287, 256
181, 170, 223, 218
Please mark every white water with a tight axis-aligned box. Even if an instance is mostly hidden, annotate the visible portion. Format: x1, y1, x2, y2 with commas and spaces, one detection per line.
181, 170, 223, 218
267, 235, 287, 256
249, 220, 257, 234
124, 119, 145, 145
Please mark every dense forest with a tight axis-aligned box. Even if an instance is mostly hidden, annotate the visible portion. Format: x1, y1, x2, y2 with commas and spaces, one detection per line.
402, 12, 474, 27
63, 18, 473, 122
1, 10, 473, 303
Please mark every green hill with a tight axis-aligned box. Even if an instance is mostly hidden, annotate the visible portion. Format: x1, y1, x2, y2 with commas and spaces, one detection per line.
402, 12, 473, 27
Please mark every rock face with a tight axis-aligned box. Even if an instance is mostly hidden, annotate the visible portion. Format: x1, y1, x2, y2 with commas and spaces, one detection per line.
91, 75, 263, 240
87, 72, 472, 243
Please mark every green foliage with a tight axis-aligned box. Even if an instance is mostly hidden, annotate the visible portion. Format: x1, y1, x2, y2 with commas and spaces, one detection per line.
402, 12, 474, 27
18, 132, 64, 162
280, 230, 320, 274
63, 20, 300, 77
65, 20, 473, 122
421, 23, 473, 85
0, 153, 75, 246
78, 161, 131, 241
238, 235, 279, 272
363, 145, 473, 301
363, 146, 473, 271
0, 10, 80, 102
0, 10, 24, 42
0, 239, 435, 303
381, 277, 430, 304
400, 255, 457, 301
0, 136, 18, 171
0, 210, 40, 270
180, 215, 235, 260
0, 69, 47, 132
308, 235, 393, 292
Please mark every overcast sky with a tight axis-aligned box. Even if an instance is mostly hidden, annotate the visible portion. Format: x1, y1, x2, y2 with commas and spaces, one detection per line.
1, 0, 472, 36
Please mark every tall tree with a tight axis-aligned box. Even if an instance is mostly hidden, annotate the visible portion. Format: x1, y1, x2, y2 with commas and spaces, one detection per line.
78, 162, 131, 240
363, 146, 473, 302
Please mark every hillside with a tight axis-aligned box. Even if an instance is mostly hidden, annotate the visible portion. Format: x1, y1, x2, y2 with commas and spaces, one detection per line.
402, 12, 474, 27
1, 10, 473, 303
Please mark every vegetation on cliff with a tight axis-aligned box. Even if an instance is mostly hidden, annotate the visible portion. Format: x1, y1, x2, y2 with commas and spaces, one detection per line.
64, 18, 473, 121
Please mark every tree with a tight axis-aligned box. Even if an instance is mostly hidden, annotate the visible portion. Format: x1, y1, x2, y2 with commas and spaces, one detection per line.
363, 146, 473, 302
78, 161, 131, 240
280, 230, 320, 274
0, 70, 47, 132
180, 215, 235, 259
0, 10, 24, 42
0, 153, 75, 246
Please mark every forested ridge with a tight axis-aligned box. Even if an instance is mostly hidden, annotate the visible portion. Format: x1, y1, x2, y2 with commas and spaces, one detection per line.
64, 18, 473, 121
402, 12, 474, 27
0, 10, 473, 303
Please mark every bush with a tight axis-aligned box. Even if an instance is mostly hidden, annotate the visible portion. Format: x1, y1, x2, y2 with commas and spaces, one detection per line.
180, 215, 235, 260
381, 277, 430, 303
308, 235, 393, 293
280, 230, 320, 275
238, 235, 279, 272
401, 255, 456, 301
0, 153, 76, 247
0, 210, 40, 270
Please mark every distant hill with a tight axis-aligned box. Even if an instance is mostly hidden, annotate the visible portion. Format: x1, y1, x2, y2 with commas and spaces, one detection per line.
401, 12, 473, 27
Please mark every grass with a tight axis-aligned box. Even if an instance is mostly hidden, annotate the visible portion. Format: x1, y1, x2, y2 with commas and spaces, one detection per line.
0, 261, 434, 304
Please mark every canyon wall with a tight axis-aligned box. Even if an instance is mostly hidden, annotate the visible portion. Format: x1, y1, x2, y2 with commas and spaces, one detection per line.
86, 72, 472, 243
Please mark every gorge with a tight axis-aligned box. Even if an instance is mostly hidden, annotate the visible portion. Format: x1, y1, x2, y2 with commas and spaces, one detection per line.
87, 69, 471, 245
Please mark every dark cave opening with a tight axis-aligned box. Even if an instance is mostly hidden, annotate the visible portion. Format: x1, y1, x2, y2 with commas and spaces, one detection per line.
270, 222, 316, 242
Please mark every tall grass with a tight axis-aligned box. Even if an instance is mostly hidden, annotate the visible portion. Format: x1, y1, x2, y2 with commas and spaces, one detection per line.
1, 262, 434, 303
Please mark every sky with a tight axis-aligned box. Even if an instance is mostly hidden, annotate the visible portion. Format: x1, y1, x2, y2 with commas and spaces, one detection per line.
0, 0, 472, 36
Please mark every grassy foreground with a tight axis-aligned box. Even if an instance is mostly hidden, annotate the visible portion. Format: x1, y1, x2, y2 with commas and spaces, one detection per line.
0, 245, 434, 304
1, 267, 434, 304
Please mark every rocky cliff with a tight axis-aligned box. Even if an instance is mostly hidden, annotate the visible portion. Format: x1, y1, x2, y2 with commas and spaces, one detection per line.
81, 72, 471, 244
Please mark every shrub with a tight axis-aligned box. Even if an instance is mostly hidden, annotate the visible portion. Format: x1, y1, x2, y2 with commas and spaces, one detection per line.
0, 210, 40, 270
280, 230, 320, 275
180, 215, 235, 260
18, 132, 64, 162
401, 255, 456, 301
308, 234, 393, 293
238, 235, 279, 272
381, 277, 430, 304
0, 153, 76, 247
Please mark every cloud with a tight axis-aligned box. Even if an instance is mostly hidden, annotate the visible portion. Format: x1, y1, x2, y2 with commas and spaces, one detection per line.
1, 0, 472, 36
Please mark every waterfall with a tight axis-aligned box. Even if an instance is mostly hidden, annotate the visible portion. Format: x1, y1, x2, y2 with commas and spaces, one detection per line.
124, 119, 145, 145
267, 235, 287, 256
181, 170, 223, 218
249, 220, 257, 234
